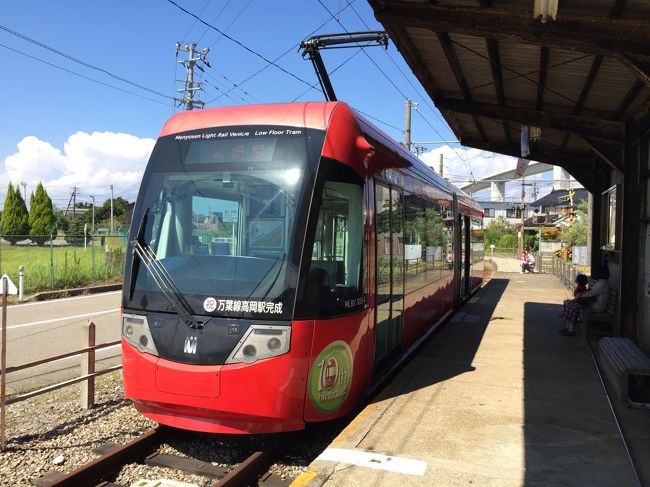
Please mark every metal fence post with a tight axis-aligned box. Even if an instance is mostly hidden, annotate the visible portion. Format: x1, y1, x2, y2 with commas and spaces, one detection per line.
50, 234, 55, 289
80, 321, 96, 410
1, 277, 7, 451
91, 235, 96, 282
18, 265, 24, 302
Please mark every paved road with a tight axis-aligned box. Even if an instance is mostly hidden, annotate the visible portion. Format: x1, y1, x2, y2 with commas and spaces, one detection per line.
3, 291, 122, 394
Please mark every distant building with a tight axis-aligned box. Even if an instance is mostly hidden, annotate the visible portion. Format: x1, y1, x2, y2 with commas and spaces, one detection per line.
479, 200, 531, 226
477, 166, 586, 228
519, 188, 587, 228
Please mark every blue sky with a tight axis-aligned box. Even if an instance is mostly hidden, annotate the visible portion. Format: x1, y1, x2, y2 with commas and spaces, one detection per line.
0, 0, 551, 209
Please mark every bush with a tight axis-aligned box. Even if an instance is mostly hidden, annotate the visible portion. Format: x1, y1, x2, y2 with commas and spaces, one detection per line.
497, 233, 518, 249
66, 217, 91, 246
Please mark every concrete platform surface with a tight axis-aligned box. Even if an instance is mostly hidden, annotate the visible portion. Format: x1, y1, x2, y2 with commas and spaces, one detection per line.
292, 273, 648, 487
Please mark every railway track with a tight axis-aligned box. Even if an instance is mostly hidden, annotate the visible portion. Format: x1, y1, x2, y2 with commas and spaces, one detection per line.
38, 426, 292, 487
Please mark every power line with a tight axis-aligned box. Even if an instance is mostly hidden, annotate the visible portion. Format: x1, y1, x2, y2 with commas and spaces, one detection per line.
203, 0, 252, 47
0, 23, 172, 100
0, 42, 170, 106
344, 1, 454, 136
316, 1, 475, 182
292, 48, 364, 102
167, 0, 313, 88
179, 0, 215, 45
205, 5, 359, 105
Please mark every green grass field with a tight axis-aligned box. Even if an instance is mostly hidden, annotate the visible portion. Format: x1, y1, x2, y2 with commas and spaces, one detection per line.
0, 236, 126, 294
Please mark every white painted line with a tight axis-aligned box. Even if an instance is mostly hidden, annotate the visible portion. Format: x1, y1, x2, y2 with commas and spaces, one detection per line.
8, 308, 120, 330
316, 448, 427, 476
451, 311, 467, 322
9, 290, 122, 309
462, 314, 480, 322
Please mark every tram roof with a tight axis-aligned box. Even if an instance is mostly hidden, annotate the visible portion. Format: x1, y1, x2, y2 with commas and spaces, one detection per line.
159, 102, 482, 213
159, 102, 339, 136
368, 0, 650, 192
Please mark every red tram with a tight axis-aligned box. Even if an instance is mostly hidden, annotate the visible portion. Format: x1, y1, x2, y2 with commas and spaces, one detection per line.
121, 102, 483, 434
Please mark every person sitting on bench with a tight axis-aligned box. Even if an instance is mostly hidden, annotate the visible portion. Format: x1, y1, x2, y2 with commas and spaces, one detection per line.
561, 273, 588, 318
559, 267, 610, 336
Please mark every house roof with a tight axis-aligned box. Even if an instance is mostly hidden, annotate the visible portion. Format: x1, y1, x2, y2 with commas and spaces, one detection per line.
530, 188, 588, 208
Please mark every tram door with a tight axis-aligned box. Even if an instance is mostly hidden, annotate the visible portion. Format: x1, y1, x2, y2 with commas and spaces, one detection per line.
374, 183, 404, 373
459, 215, 471, 300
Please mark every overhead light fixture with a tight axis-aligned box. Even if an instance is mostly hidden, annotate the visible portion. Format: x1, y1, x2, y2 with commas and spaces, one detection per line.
534, 0, 559, 23
530, 126, 542, 142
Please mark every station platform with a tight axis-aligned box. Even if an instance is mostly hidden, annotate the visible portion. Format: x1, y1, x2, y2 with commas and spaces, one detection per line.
292, 266, 650, 486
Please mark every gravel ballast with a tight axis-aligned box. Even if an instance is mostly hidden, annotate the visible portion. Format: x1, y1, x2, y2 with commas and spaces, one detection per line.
0, 372, 341, 486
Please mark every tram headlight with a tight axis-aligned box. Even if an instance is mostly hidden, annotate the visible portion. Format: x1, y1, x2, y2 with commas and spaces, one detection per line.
225, 325, 291, 364
122, 314, 159, 356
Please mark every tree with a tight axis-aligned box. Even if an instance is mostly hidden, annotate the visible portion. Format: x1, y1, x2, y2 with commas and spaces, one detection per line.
484, 217, 515, 246
561, 201, 588, 247
66, 216, 88, 246
28, 182, 56, 245
95, 197, 129, 230
1, 182, 30, 244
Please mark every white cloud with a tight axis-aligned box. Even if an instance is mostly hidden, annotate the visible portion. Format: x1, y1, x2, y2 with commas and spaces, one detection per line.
2, 131, 155, 207
420, 145, 519, 184
419, 145, 578, 201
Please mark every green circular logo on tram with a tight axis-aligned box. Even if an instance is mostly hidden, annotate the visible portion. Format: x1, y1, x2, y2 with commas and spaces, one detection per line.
308, 341, 353, 413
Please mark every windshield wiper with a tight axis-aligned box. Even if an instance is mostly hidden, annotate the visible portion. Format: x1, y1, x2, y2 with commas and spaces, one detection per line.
130, 211, 203, 329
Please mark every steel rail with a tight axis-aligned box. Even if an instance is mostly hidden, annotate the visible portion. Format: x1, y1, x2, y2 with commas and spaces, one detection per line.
46, 428, 161, 486
587, 342, 642, 487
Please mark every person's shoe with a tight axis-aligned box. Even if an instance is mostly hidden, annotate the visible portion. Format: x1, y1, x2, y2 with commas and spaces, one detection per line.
560, 330, 576, 336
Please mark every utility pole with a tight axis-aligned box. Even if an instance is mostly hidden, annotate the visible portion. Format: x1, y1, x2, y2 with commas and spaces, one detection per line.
110, 185, 114, 234
19, 182, 27, 204
404, 99, 412, 151
439, 153, 444, 178
72, 186, 78, 218
89, 195, 95, 233
175, 42, 210, 110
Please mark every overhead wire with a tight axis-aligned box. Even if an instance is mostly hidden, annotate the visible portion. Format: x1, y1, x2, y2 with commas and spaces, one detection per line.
316, 1, 477, 183
291, 48, 364, 102
345, 1, 451, 131
204, 0, 252, 47
0, 24, 172, 100
0, 42, 169, 106
179, 0, 214, 44
166, 0, 313, 88
205, 3, 359, 105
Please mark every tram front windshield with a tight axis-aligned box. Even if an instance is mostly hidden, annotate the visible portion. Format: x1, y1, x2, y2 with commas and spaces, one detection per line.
126, 126, 323, 319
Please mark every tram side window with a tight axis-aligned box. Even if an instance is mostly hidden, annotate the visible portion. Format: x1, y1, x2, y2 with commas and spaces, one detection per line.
471, 218, 484, 264
441, 204, 454, 277
303, 180, 364, 316
404, 195, 442, 291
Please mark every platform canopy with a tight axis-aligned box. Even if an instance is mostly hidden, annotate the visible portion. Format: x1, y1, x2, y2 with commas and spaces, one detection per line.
368, 0, 650, 192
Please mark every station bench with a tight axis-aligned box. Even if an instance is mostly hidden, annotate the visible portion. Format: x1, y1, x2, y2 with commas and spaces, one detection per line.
580, 288, 617, 341
597, 337, 650, 409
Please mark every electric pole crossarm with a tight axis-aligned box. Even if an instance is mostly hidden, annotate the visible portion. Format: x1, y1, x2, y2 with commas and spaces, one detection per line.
299, 31, 389, 102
